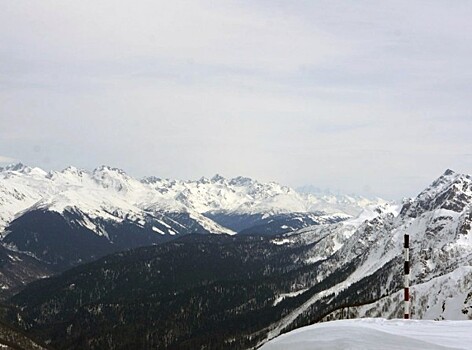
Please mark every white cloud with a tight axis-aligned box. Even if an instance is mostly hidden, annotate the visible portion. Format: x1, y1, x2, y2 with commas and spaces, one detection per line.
1, 1, 471, 199
0, 1, 345, 71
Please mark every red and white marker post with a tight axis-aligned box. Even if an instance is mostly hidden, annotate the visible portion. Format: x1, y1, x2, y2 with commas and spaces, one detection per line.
404, 233, 410, 319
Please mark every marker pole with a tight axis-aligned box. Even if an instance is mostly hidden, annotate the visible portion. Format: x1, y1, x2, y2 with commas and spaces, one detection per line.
404, 233, 410, 319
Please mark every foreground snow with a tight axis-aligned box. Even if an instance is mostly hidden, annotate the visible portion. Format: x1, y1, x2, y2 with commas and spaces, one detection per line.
260, 318, 472, 350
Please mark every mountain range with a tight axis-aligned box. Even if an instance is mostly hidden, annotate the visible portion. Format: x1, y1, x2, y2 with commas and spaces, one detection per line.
1, 168, 470, 349
0, 164, 381, 275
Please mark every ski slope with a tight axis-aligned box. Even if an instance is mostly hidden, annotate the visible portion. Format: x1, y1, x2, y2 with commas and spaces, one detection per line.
260, 318, 472, 350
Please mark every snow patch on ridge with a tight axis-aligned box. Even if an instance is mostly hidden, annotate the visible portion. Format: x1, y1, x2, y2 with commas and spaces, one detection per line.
0, 163, 382, 238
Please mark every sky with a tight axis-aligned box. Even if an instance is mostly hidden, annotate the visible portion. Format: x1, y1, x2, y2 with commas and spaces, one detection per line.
1, 1, 471, 199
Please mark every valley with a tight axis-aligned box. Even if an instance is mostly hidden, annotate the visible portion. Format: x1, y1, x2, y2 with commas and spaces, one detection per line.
0, 166, 469, 348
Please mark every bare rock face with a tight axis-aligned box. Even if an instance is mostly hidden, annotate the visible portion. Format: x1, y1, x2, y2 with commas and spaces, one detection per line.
0, 163, 381, 271
5, 170, 472, 350
401, 169, 472, 218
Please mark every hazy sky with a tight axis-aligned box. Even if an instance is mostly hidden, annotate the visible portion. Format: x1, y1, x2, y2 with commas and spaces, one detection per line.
1, 1, 471, 199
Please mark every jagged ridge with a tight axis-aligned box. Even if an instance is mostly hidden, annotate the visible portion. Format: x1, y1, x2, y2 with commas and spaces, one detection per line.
5, 169, 471, 349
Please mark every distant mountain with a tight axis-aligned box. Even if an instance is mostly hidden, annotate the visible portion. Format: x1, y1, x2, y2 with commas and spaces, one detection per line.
0, 163, 382, 271
295, 184, 379, 214
6, 170, 471, 349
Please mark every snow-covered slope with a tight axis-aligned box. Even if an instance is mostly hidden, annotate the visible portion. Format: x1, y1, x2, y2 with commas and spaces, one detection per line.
354, 266, 472, 321
261, 318, 472, 350
261, 169, 472, 341
144, 173, 382, 217
3, 168, 471, 348
0, 163, 382, 237
0, 163, 383, 268
0, 164, 232, 237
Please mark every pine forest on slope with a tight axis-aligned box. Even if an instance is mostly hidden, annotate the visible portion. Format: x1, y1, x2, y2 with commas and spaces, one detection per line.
3, 169, 471, 349
0, 163, 380, 277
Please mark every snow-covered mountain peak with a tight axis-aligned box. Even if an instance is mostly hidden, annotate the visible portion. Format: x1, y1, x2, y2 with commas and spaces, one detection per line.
228, 176, 254, 187
92, 165, 128, 176
343, 203, 400, 228
443, 168, 456, 176
262, 173, 472, 339
401, 170, 472, 218
210, 174, 225, 183
0, 163, 48, 178
61, 166, 87, 176
427, 168, 460, 193
47, 166, 89, 180
91, 165, 140, 192
196, 176, 211, 185
0, 162, 29, 173
145, 174, 385, 216
140, 176, 161, 185
0, 164, 389, 241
